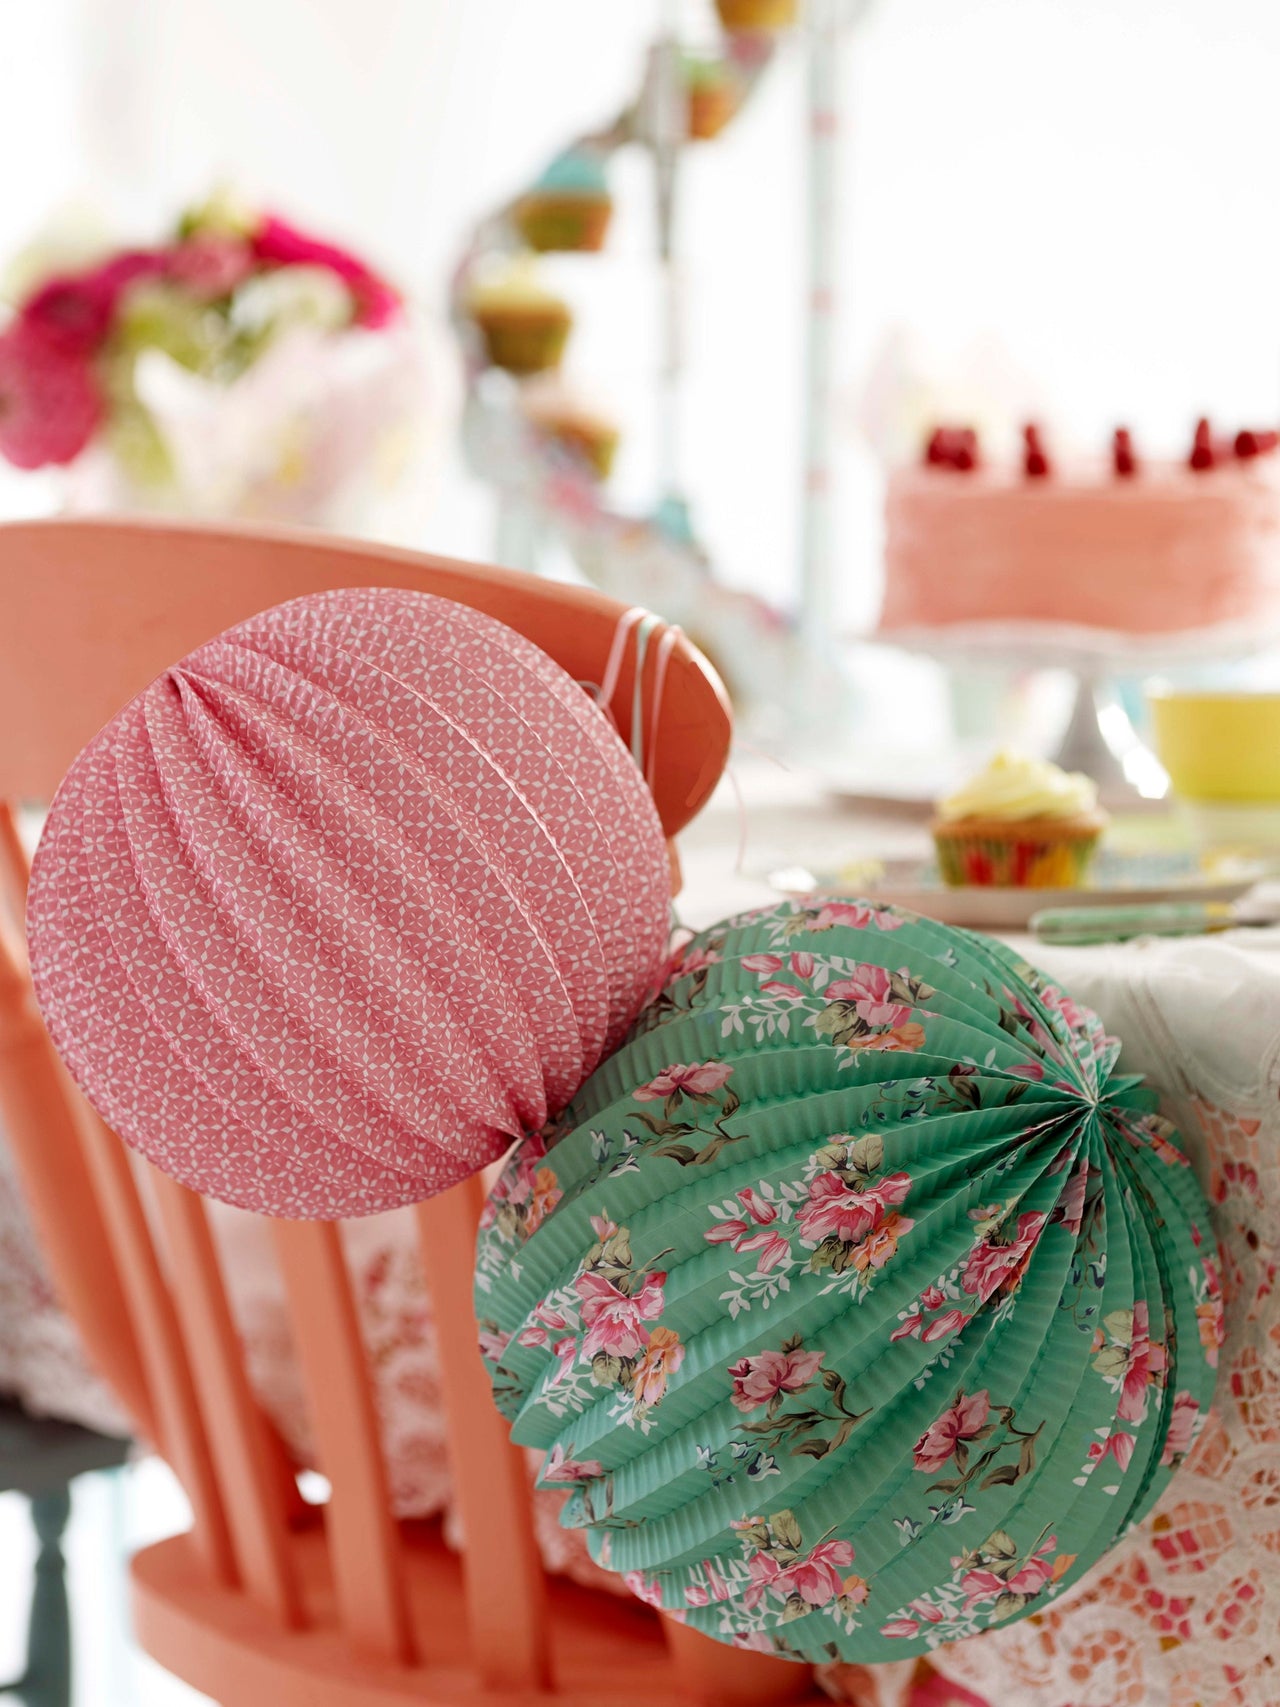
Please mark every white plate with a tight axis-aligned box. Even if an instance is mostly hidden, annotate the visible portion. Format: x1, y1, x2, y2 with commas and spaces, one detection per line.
768, 853, 1266, 932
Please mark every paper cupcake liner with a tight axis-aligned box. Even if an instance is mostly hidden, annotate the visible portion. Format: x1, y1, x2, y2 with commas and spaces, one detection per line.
933, 828, 1101, 889
475, 310, 571, 376
515, 196, 613, 254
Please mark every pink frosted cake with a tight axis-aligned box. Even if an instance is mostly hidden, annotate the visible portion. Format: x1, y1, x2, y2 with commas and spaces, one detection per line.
880, 421, 1280, 639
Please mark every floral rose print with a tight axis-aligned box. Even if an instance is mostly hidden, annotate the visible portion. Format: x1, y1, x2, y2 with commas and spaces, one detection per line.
793, 1134, 918, 1289
1160, 1388, 1203, 1468
577, 1269, 668, 1360
542, 1441, 605, 1483
732, 1510, 867, 1628
633, 1325, 686, 1409
476, 1319, 511, 1363
913, 1389, 1043, 1499
961, 1210, 1048, 1305
1091, 1301, 1167, 1426
479, 1132, 562, 1249
727, 1334, 869, 1461
520, 1218, 686, 1429
956, 1529, 1073, 1619
797, 1169, 911, 1247
634, 1061, 734, 1103
629, 1063, 744, 1167
824, 965, 915, 1030
705, 1185, 791, 1273
1192, 1251, 1225, 1367
813, 899, 905, 933
914, 1390, 993, 1475
729, 1345, 825, 1412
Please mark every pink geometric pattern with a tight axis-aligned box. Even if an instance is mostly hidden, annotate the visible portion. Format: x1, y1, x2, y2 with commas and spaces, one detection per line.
27, 588, 671, 1218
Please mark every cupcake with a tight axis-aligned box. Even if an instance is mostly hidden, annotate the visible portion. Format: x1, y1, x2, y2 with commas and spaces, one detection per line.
932, 751, 1107, 888
514, 147, 613, 254
519, 377, 619, 479
684, 55, 743, 140
716, 0, 798, 28
467, 260, 572, 376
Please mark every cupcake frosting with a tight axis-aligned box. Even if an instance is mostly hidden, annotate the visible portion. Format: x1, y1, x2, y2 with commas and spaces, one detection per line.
937, 750, 1100, 823
530, 147, 609, 197
468, 258, 567, 314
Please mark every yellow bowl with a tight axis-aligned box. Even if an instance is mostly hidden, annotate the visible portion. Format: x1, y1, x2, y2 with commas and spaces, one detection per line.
1148, 689, 1280, 801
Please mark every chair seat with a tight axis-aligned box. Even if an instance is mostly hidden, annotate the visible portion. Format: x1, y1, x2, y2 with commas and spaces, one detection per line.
133, 1519, 822, 1707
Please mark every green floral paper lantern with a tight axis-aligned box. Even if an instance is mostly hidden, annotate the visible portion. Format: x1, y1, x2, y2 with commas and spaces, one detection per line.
475, 899, 1222, 1663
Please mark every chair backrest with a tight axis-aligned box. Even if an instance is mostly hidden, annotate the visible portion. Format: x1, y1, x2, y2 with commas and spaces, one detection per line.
0, 518, 756, 1697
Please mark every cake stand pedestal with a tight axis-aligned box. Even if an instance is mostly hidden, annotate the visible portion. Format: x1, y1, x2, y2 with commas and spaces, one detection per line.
873, 618, 1279, 812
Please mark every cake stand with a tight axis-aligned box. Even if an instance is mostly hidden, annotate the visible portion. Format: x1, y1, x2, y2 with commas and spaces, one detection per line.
867, 616, 1280, 812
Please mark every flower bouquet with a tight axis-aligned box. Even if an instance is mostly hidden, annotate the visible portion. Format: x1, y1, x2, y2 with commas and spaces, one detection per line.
0, 193, 428, 528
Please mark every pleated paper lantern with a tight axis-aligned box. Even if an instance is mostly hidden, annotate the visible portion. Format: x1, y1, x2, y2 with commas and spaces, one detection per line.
28, 587, 671, 1217
476, 897, 1222, 1662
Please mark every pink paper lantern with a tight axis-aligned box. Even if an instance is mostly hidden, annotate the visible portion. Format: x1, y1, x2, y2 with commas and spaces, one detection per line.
28, 588, 671, 1217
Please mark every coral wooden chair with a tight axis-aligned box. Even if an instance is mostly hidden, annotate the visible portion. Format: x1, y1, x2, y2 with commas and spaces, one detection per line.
0, 518, 822, 1706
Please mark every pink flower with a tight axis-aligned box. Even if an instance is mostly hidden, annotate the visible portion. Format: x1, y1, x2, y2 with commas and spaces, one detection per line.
477, 1324, 509, 1362
790, 952, 815, 979
851, 1211, 914, 1273
959, 1567, 1010, 1614
880, 1617, 920, 1639
728, 1345, 825, 1412
634, 1061, 734, 1102
815, 901, 904, 933
1116, 1300, 1166, 1424
921, 1307, 968, 1344
759, 980, 806, 1001
825, 964, 913, 1029
683, 1560, 732, 1606
705, 1217, 749, 1246
0, 322, 102, 468
741, 953, 783, 974
1056, 1159, 1091, 1236
890, 1310, 923, 1342
780, 1539, 855, 1606
1162, 1390, 1202, 1466
623, 1570, 665, 1609
252, 213, 401, 327
736, 1186, 777, 1224
20, 250, 162, 355
797, 1169, 911, 1246
542, 1442, 604, 1483
908, 1598, 946, 1624
548, 1336, 578, 1385
677, 944, 721, 976
743, 1539, 854, 1611
913, 1389, 991, 1474
576, 1268, 666, 1360
632, 1325, 684, 1409
920, 1285, 947, 1311
961, 1211, 1048, 1304
1088, 1430, 1136, 1472
736, 1229, 791, 1272
961, 1535, 1058, 1614
165, 234, 255, 299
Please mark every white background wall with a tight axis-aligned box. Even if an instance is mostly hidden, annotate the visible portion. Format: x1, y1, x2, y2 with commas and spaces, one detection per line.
4, 0, 1280, 630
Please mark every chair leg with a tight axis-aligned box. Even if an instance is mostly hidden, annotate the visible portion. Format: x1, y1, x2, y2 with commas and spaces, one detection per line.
1, 1487, 73, 1707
